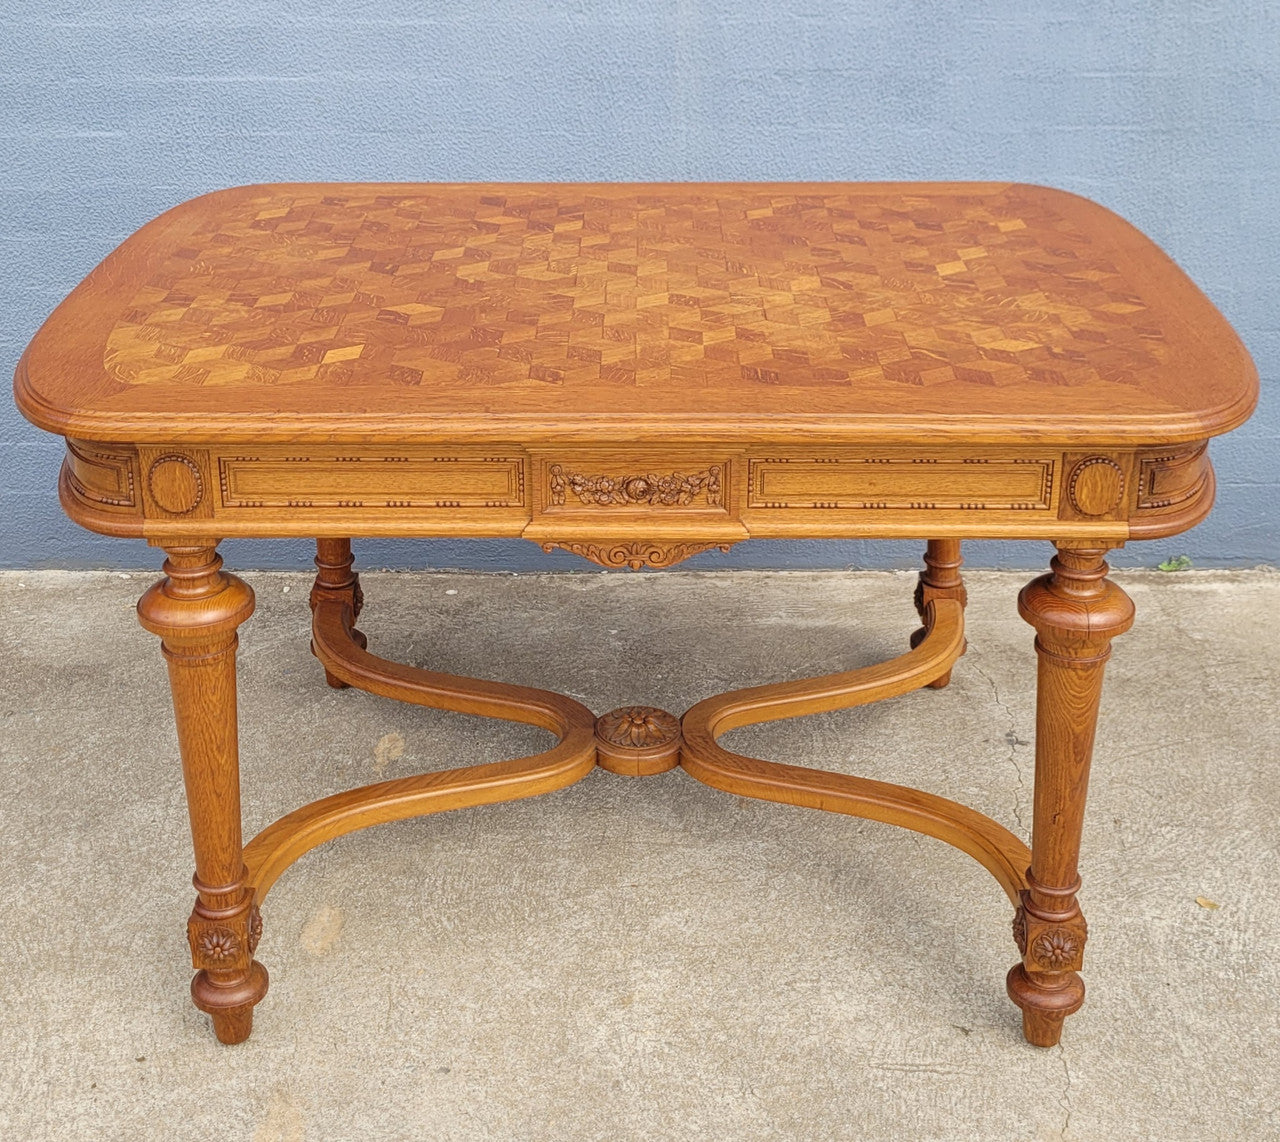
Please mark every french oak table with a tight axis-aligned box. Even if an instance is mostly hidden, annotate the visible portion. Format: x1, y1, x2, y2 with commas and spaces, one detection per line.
14, 182, 1257, 1048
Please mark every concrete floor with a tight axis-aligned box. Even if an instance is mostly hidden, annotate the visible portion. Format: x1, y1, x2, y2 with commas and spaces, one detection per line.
0, 567, 1277, 1141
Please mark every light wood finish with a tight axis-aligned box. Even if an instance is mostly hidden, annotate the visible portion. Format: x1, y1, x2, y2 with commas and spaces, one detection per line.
680, 597, 1030, 902
913, 539, 967, 688
16, 184, 1256, 558
244, 583, 598, 899
13, 183, 1256, 1047
15, 183, 1256, 449
311, 537, 366, 688
594, 706, 683, 776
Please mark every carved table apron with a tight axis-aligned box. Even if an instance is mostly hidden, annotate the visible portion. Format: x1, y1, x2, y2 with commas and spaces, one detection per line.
14, 182, 1257, 1046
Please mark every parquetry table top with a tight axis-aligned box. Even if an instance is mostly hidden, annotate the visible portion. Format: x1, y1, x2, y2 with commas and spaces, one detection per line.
15, 182, 1257, 446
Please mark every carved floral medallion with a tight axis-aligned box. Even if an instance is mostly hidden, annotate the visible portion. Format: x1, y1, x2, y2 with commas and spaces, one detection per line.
196, 927, 241, 963
549, 464, 722, 508
1014, 891, 1087, 973
1012, 906, 1028, 955
596, 706, 681, 751
1030, 928, 1081, 970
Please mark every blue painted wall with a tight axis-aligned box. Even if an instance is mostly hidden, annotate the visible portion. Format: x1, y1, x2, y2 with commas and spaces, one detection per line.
2, 1, 1276, 572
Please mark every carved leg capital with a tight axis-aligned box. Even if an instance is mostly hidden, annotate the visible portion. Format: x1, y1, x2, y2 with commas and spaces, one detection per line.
138, 544, 268, 1044
1008, 544, 1132, 1047
137, 544, 255, 649
1017, 544, 1135, 663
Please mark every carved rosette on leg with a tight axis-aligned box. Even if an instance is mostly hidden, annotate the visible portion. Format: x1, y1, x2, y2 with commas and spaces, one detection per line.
1008, 544, 1133, 1047
911, 539, 967, 688
311, 539, 366, 687
137, 544, 268, 1044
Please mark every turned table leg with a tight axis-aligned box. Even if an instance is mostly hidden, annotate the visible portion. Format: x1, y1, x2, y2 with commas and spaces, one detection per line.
1007, 545, 1134, 1046
311, 539, 366, 688
912, 539, 967, 688
137, 544, 268, 1044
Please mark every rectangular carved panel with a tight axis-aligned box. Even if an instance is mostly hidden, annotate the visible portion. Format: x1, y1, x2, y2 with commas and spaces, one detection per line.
219, 455, 525, 509
65, 440, 137, 508
747, 457, 1054, 511
532, 452, 736, 520
1137, 442, 1209, 509
548, 462, 724, 509
1129, 440, 1214, 539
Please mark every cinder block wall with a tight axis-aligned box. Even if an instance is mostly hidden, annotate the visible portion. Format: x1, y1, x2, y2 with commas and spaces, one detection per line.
3, 1, 1275, 571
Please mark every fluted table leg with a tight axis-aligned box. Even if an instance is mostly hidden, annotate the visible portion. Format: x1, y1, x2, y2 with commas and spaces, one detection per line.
138, 543, 268, 1044
1007, 544, 1134, 1046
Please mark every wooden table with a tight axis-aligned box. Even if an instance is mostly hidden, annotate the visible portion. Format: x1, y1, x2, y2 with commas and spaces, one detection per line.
14, 182, 1256, 1048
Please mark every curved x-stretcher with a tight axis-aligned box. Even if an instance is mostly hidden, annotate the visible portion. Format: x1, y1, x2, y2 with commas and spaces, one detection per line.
245, 550, 1028, 970
244, 594, 599, 901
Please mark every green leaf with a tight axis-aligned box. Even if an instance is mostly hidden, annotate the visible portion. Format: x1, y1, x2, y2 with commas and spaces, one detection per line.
1157, 554, 1193, 572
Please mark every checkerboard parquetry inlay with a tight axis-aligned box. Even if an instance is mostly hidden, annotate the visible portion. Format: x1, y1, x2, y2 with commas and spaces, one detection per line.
103, 187, 1168, 393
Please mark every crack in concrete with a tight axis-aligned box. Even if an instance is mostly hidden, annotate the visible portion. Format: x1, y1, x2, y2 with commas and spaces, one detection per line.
1057, 1043, 1074, 1139
867, 1061, 976, 1076
972, 661, 1029, 836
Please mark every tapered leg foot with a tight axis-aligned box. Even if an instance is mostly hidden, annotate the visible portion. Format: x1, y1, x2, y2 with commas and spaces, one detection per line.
912, 539, 967, 687
311, 539, 366, 687
209, 1007, 255, 1046
1006, 963, 1084, 1047
194, 960, 270, 1044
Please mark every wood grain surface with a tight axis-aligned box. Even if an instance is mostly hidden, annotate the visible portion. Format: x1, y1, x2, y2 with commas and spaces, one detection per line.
15, 182, 1257, 446
17, 183, 1255, 556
